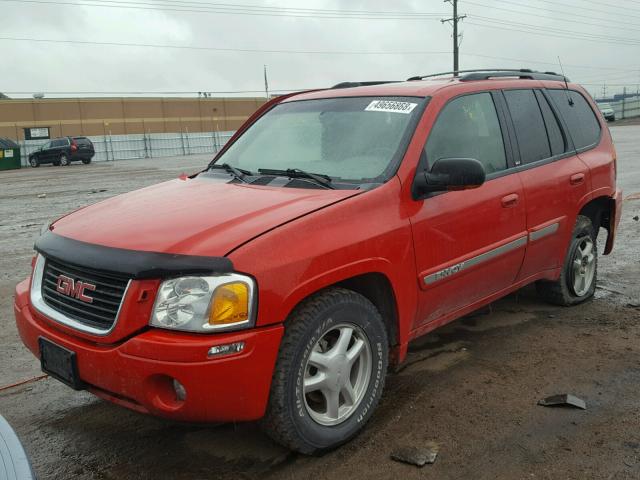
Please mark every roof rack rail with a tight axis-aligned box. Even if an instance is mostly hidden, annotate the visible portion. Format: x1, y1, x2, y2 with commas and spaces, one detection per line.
407, 69, 569, 82
331, 81, 399, 89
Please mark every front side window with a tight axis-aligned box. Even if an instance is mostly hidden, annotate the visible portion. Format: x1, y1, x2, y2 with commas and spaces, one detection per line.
426, 92, 507, 174
215, 96, 422, 183
548, 89, 601, 150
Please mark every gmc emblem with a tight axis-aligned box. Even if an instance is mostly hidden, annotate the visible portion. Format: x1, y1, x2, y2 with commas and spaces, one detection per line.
56, 275, 96, 303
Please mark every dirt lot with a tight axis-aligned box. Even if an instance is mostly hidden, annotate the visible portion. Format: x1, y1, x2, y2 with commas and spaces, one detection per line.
1, 127, 639, 480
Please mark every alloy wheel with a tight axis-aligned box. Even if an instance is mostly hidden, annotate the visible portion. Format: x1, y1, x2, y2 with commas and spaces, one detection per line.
571, 237, 596, 296
303, 323, 372, 426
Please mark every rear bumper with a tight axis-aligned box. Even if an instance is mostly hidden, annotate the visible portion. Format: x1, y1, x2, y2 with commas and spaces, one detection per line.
604, 188, 623, 255
71, 152, 94, 160
14, 279, 283, 422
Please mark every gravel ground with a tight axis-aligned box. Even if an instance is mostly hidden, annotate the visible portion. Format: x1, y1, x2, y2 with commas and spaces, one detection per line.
0, 128, 639, 480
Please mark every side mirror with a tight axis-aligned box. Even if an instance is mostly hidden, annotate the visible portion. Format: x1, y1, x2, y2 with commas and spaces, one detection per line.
413, 157, 486, 196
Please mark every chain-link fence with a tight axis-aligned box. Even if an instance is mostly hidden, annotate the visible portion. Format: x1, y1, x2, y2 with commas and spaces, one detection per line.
18, 131, 235, 166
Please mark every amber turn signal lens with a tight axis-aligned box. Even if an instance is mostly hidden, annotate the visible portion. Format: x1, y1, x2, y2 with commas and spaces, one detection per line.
209, 282, 250, 326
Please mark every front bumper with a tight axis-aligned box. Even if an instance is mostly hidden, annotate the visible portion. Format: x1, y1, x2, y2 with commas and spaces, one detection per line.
14, 279, 283, 422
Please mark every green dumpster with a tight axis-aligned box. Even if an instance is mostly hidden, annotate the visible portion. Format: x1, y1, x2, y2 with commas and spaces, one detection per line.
0, 138, 21, 171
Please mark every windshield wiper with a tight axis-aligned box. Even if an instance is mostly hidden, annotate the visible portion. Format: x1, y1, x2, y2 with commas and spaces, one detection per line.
210, 163, 252, 183
258, 168, 335, 189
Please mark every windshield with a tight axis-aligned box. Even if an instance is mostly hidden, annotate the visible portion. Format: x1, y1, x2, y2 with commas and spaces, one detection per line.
599, 103, 612, 110
213, 96, 423, 183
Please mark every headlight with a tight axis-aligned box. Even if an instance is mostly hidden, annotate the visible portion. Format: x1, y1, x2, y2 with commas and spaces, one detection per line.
150, 274, 256, 333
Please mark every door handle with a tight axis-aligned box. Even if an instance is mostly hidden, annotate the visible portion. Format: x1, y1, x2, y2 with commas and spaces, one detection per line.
570, 173, 585, 185
501, 193, 519, 208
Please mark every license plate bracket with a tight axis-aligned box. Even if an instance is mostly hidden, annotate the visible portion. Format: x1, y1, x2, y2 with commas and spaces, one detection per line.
39, 337, 83, 390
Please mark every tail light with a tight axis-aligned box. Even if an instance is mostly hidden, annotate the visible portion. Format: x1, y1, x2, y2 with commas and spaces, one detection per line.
70, 140, 78, 152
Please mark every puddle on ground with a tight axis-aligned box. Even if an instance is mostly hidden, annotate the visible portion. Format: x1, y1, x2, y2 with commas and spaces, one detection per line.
182, 425, 287, 463
402, 348, 470, 374
454, 309, 538, 332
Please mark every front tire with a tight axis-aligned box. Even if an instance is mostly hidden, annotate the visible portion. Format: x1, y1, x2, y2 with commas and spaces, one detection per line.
59, 154, 70, 166
261, 288, 388, 454
29, 157, 39, 168
536, 215, 597, 306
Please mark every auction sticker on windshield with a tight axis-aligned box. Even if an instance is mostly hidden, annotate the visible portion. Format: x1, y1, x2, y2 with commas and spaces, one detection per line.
365, 100, 418, 114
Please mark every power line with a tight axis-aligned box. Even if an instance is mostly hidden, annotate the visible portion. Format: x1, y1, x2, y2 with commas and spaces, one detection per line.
475, 0, 640, 30
0, 0, 447, 19
579, 0, 640, 15
53, 0, 444, 16
1, 34, 637, 77
464, 0, 640, 34
0, 36, 453, 55
494, 0, 640, 22
471, 15, 640, 44
468, 18, 640, 46
460, 52, 639, 73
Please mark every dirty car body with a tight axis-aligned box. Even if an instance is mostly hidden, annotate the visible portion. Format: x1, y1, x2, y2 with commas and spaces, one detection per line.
14, 71, 622, 454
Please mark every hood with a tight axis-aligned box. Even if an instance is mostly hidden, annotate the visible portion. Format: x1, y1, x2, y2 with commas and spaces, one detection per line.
51, 176, 361, 257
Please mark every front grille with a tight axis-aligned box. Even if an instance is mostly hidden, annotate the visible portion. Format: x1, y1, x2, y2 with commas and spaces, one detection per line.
41, 258, 130, 331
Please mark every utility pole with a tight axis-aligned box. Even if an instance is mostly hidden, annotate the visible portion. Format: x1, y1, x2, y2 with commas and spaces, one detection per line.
601, 82, 607, 99
263, 65, 269, 99
442, 0, 466, 76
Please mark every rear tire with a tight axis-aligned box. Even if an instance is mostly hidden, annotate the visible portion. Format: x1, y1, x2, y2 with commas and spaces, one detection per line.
59, 154, 70, 166
261, 288, 388, 454
29, 157, 39, 168
82, 159, 91, 164
536, 215, 597, 306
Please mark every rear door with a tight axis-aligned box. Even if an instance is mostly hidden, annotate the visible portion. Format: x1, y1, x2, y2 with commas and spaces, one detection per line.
409, 91, 528, 328
502, 88, 592, 280
547, 89, 609, 198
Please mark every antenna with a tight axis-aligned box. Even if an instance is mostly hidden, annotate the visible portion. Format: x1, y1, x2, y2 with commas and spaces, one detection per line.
557, 56, 574, 106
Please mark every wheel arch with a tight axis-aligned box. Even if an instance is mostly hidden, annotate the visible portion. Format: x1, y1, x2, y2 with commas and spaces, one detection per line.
280, 267, 405, 364
334, 272, 399, 349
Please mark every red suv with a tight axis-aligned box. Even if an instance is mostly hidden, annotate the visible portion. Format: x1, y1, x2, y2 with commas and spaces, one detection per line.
14, 69, 622, 454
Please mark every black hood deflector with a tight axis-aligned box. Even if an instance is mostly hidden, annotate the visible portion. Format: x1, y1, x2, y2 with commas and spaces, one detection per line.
35, 231, 234, 279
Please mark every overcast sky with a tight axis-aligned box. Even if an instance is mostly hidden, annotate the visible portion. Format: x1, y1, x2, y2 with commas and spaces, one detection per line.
2, 0, 640, 99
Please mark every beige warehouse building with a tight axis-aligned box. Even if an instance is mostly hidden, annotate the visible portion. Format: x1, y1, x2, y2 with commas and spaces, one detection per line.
0, 96, 267, 141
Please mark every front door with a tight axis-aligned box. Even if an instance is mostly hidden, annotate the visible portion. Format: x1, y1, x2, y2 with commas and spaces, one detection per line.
409, 91, 527, 328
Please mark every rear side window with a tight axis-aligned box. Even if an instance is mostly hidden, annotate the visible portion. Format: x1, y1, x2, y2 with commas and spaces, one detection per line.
74, 137, 92, 145
426, 92, 507, 174
548, 89, 601, 150
535, 91, 566, 156
504, 89, 550, 164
